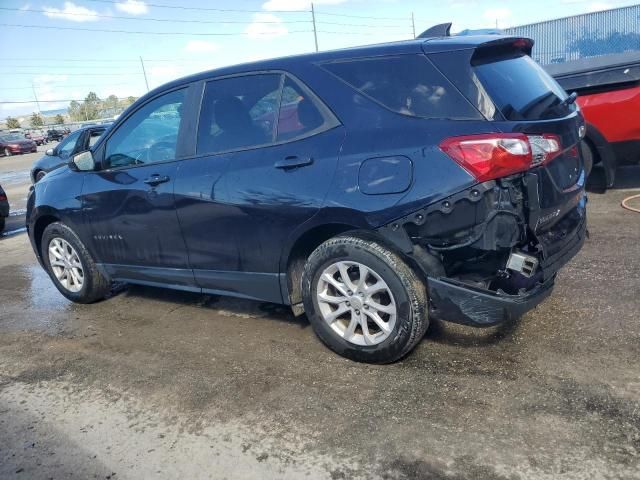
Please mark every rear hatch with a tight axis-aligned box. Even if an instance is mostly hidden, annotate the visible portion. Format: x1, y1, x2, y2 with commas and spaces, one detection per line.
426, 37, 586, 235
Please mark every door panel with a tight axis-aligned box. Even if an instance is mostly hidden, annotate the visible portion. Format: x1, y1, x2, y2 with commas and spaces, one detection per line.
174, 72, 344, 303
82, 87, 192, 284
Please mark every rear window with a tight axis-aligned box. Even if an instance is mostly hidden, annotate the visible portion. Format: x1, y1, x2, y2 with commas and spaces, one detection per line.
474, 55, 575, 121
322, 54, 481, 120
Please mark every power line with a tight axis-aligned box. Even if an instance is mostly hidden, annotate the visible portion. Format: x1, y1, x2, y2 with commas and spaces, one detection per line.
316, 11, 409, 20
0, 98, 134, 104
2, 82, 139, 90
11, 72, 142, 76
0, 23, 312, 36
82, 0, 308, 14
1, 6, 312, 24
317, 21, 409, 28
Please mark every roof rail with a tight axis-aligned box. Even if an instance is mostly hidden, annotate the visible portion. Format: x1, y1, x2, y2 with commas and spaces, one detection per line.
417, 22, 452, 39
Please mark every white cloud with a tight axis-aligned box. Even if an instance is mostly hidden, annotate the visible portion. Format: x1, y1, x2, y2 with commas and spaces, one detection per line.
43, 2, 99, 22
115, 0, 148, 15
587, 2, 613, 11
245, 13, 288, 38
483, 7, 512, 21
262, 0, 348, 11
184, 40, 220, 53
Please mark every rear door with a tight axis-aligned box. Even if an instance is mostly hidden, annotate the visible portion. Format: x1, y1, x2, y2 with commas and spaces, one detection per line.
175, 72, 343, 302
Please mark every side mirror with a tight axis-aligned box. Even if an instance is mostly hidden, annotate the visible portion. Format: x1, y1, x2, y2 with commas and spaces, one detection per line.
70, 150, 95, 172
45, 148, 54, 156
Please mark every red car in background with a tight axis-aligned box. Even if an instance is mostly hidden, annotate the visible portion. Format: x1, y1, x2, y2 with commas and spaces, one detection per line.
547, 52, 640, 187
0, 133, 37, 156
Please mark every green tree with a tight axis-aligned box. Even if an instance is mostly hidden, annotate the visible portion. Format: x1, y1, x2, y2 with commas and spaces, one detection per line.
68, 100, 81, 121
6, 116, 20, 129
81, 91, 101, 120
30, 112, 44, 127
54, 114, 65, 124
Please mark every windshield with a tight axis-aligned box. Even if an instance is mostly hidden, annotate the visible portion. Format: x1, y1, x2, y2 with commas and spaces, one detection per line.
474, 55, 575, 121
1, 133, 24, 141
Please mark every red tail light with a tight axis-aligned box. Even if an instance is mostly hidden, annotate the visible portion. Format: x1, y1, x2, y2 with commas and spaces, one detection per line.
0, 194, 6, 201
439, 133, 563, 182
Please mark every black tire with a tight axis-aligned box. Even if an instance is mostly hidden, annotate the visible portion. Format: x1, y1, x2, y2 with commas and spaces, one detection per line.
41, 222, 110, 303
580, 140, 594, 178
302, 234, 428, 364
0, 217, 5, 233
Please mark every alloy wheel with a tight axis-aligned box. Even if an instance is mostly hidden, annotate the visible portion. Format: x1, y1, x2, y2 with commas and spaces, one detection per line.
48, 237, 84, 293
316, 261, 397, 346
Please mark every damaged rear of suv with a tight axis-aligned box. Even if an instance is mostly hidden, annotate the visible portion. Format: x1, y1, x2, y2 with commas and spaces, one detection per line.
28, 33, 586, 364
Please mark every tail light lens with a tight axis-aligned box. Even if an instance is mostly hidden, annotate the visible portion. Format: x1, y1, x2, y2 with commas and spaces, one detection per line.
528, 134, 561, 166
0, 193, 6, 201
440, 133, 563, 182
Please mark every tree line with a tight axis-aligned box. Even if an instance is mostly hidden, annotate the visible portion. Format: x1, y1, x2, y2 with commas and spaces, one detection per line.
4, 92, 138, 130
68, 92, 137, 122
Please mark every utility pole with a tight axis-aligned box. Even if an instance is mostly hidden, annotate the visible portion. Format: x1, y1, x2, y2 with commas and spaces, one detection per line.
31, 82, 41, 114
140, 56, 150, 92
411, 12, 416, 39
311, 3, 319, 53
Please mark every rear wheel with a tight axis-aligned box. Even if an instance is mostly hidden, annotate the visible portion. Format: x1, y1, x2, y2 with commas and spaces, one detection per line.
42, 222, 110, 303
302, 234, 428, 363
0, 217, 5, 233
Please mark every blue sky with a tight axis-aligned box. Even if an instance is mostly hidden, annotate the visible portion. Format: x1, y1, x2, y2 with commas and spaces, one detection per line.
1, 0, 637, 119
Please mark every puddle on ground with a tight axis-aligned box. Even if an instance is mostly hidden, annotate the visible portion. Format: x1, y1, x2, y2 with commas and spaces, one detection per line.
0, 169, 30, 186
0, 264, 74, 334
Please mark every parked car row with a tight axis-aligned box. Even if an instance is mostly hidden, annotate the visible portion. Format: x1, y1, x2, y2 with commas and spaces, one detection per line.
0, 133, 37, 156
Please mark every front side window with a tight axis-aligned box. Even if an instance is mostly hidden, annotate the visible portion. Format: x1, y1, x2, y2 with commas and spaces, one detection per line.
322, 54, 480, 120
104, 89, 185, 169
57, 130, 82, 159
197, 74, 281, 155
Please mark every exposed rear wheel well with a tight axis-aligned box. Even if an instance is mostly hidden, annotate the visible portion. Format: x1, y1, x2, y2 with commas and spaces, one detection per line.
33, 215, 60, 257
285, 224, 358, 308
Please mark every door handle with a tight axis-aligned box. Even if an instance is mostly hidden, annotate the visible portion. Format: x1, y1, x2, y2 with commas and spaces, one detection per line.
274, 156, 313, 170
143, 174, 170, 186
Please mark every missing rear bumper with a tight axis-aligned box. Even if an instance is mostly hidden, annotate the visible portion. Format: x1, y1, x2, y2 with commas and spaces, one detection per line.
427, 275, 555, 327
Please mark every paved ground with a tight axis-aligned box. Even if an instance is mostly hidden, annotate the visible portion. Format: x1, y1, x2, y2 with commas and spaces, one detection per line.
0, 159, 639, 478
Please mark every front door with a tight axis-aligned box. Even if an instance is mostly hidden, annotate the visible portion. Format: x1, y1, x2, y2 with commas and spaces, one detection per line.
82, 88, 194, 288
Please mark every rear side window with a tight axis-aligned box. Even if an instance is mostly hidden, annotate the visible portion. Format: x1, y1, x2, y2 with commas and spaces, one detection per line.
474, 55, 575, 121
197, 74, 281, 155
322, 54, 481, 120
276, 77, 328, 142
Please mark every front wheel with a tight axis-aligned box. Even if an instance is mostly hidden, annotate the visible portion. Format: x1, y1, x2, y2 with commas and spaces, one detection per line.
302, 234, 428, 363
41, 222, 110, 303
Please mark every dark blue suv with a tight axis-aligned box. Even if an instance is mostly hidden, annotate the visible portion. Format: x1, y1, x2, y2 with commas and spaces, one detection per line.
27, 35, 587, 363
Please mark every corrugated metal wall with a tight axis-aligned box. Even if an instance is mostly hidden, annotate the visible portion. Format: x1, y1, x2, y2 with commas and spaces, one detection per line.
504, 4, 640, 64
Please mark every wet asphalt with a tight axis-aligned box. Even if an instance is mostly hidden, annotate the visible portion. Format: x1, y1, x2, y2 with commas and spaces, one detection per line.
0, 156, 639, 479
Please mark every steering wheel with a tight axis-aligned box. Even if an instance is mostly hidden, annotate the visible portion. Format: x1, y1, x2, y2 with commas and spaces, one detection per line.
136, 141, 176, 164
